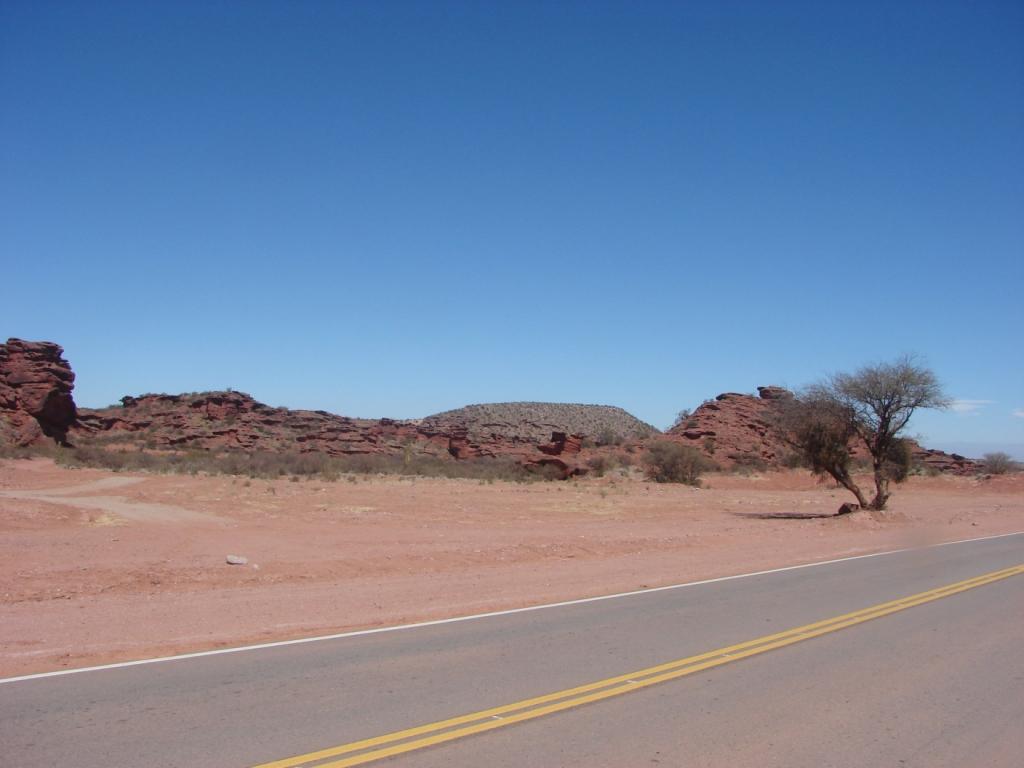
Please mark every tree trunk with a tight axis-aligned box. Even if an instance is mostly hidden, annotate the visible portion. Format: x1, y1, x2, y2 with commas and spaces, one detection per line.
831, 468, 870, 509
870, 462, 890, 510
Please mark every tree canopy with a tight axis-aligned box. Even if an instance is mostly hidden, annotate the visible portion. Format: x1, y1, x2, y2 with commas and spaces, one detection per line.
781, 356, 950, 511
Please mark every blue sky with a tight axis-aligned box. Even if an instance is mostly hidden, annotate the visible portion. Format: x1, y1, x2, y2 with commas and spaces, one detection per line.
2, 1, 1022, 458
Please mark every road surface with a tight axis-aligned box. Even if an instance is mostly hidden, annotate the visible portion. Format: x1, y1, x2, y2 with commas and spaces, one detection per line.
2, 533, 1022, 767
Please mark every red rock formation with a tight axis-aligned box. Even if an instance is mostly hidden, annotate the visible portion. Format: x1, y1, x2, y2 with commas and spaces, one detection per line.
667, 385, 980, 475
3, 339, 969, 480
667, 388, 788, 467
909, 447, 980, 476
538, 432, 583, 456
0, 339, 77, 446
76, 391, 449, 457
74, 392, 595, 477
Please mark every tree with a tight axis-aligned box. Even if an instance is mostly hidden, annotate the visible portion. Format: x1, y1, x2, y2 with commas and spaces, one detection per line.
780, 356, 950, 511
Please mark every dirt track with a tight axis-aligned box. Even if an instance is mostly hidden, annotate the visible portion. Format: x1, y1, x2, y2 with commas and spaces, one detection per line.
1, 458, 1021, 677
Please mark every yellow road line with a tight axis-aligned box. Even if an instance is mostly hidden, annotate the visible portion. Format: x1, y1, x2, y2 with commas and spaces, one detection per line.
253, 563, 1024, 768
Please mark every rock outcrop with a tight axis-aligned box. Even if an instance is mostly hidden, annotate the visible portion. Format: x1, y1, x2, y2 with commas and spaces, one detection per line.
667, 388, 790, 467
0, 339, 77, 446
76, 391, 447, 457
909, 447, 980, 476
667, 385, 981, 475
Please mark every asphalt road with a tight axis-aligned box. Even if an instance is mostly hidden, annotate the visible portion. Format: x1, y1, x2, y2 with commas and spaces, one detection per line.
2, 533, 1021, 768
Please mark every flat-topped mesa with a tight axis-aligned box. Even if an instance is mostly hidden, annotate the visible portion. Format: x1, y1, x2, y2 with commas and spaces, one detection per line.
0, 338, 78, 446
420, 402, 658, 444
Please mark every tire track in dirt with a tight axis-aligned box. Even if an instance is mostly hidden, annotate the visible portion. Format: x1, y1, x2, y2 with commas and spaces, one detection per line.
0, 477, 222, 523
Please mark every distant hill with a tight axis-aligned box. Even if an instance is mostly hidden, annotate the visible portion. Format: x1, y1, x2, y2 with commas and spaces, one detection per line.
420, 402, 659, 444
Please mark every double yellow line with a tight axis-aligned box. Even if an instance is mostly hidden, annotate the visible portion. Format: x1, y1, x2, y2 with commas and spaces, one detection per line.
254, 563, 1024, 768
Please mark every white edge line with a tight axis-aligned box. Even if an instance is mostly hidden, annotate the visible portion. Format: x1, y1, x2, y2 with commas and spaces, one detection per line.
1, 530, 1020, 685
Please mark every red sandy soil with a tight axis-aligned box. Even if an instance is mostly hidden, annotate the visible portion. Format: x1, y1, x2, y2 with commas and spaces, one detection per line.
1, 458, 1021, 677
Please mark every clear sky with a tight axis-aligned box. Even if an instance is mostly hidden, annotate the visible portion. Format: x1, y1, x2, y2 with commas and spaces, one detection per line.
2, 1, 1022, 458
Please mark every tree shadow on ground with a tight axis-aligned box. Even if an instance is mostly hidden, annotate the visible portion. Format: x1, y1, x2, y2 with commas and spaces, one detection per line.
730, 510, 842, 520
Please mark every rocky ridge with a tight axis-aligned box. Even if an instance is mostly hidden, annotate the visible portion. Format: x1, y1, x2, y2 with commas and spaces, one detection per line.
74, 391, 594, 477
1, 339, 983, 477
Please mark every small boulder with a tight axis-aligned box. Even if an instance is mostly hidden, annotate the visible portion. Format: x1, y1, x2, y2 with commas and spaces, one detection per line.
226, 554, 248, 565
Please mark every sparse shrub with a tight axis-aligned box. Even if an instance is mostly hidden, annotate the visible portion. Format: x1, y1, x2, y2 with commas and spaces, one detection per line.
730, 454, 769, 475
702, 437, 716, 456
643, 441, 708, 485
982, 452, 1017, 475
780, 451, 806, 469
595, 427, 622, 447
586, 454, 615, 477
670, 409, 691, 430
910, 462, 941, 477
0, 443, 48, 460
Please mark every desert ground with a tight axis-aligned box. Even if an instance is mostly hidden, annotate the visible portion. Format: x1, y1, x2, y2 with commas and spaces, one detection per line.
1, 457, 1021, 678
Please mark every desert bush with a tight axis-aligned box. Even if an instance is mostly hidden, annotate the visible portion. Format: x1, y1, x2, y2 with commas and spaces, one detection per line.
982, 452, 1018, 475
595, 427, 623, 447
779, 451, 806, 469
910, 462, 941, 477
730, 453, 769, 475
670, 409, 691, 430
586, 454, 617, 477
643, 441, 708, 485
0, 443, 47, 460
